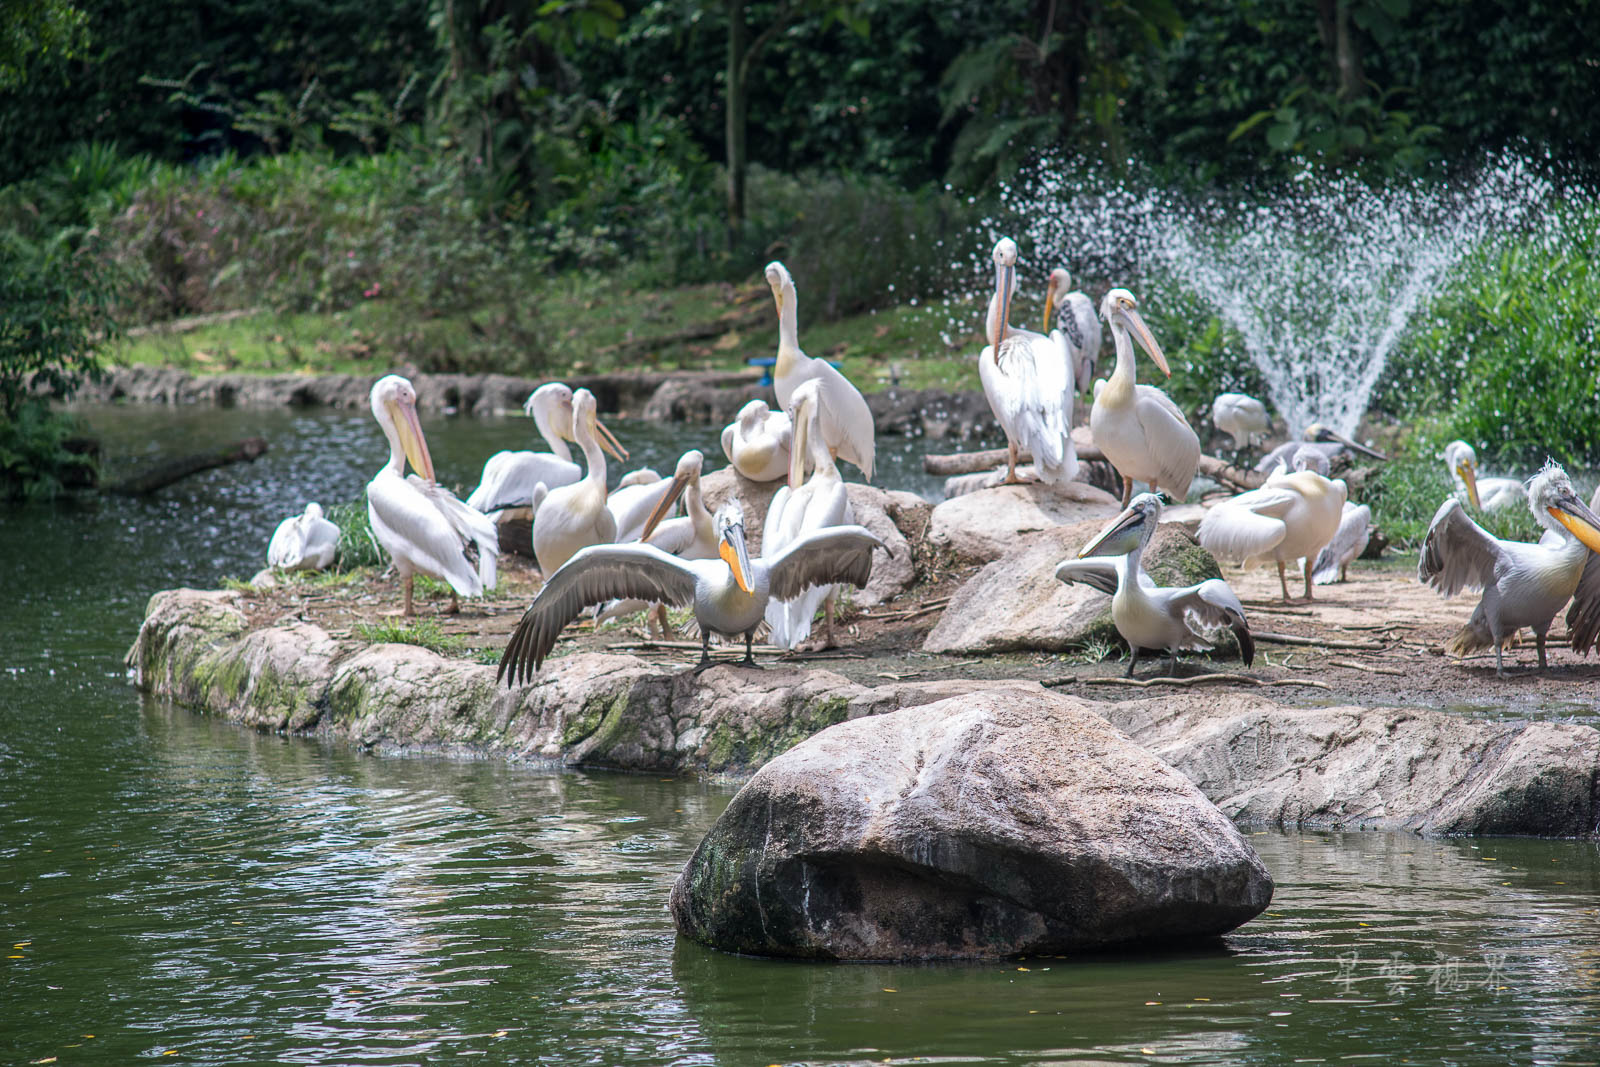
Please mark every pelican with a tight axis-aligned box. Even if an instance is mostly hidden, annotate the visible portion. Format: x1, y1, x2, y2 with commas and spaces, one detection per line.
532, 388, 627, 576
267, 502, 340, 572
1312, 503, 1373, 585
1212, 392, 1271, 450
1056, 493, 1254, 677
1197, 446, 1347, 602
466, 384, 625, 513
763, 380, 854, 649
1419, 461, 1600, 676
498, 499, 885, 681
1089, 288, 1200, 507
766, 261, 876, 480
366, 375, 498, 616
605, 467, 675, 543
1255, 423, 1387, 474
618, 449, 717, 635
1443, 440, 1528, 513
720, 398, 792, 483
1043, 266, 1101, 397
978, 238, 1078, 486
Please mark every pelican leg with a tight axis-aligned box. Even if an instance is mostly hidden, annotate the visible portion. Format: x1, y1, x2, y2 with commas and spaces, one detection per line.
1120, 476, 1133, 508
1536, 630, 1549, 671
1168, 651, 1180, 677
651, 603, 670, 638
690, 630, 716, 675
740, 631, 763, 669
1494, 641, 1505, 679
1004, 442, 1021, 485
821, 592, 837, 650
403, 574, 415, 618
1302, 558, 1315, 602
1276, 561, 1290, 602
445, 590, 461, 615
1124, 646, 1140, 678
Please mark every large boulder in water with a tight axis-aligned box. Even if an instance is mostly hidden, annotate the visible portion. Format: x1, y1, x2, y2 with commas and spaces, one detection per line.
927, 481, 1120, 563
668, 688, 1273, 960
923, 520, 1222, 654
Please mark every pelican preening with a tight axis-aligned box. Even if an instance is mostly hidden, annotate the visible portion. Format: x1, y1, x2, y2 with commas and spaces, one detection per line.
1056, 493, 1254, 677
979, 238, 1078, 487
531, 388, 627, 577
766, 261, 877, 481
1255, 423, 1387, 475
267, 502, 340, 572
466, 384, 626, 513
1043, 267, 1101, 397
497, 499, 886, 682
1419, 461, 1600, 676
721, 399, 792, 483
1089, 288, 1201, 507
366, 375, 498, 616
1212, 392, 1271, 450
1198, 446, 1347, 602
1443, 440, 1528, 513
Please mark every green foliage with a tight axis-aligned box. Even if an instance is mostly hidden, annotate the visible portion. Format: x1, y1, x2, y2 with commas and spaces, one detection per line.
1366, 435, 1540, 550
1228, 83, 1441, 176
0, 234, 116, 415
0, 400, 97, 499
354, 617, 466, 656
325, 498, 384, 571
0, 0, 89, 88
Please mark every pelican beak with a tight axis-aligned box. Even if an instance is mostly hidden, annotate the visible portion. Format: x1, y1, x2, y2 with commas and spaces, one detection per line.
720, 523, 754, 594
1121, 305, 1170, 378
1457, 460, 1481, 510
996, 261, 1014, 345
1313, 426, 1388, 461
387, 398, 435, 482
639, 471, 690, 543
1042, 284, 1056, 335
593, 415, 629, 461
1078, 505, 1144, 558
1550, 494, 1600, 555
788, 404, 809, 489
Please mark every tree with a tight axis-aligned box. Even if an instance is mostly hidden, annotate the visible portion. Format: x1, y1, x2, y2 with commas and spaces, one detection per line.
0, 0, 88, 88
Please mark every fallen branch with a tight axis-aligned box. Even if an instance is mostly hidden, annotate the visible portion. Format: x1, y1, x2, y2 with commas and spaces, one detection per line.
1328, 658, 1406, 676
1082, 673, 1331, 690
1197, 454, 1268, 492
1253, 631, 1387, 651
105, 436, 269, 495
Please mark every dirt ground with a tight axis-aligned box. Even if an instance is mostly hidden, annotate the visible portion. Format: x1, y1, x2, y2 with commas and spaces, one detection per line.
239, 549, 1600, 720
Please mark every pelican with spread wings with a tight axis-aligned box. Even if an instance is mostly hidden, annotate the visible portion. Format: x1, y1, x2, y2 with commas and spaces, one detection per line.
498, 498, 885, 681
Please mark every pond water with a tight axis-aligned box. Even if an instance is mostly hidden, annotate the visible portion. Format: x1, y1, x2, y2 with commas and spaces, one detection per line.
3, 405, 1598, 1066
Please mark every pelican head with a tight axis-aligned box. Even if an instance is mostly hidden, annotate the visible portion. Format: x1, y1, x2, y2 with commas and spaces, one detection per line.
786, 379, 823, 489
524, 382, 576, 437
1306, 422, 1388, 461
638, 449, 705, 542
1291, 445, 1331, 477
765, 261, 794, 313
370, 374, 435, 481
1099, 288, 1170, 378
738, 398, 772, 428
1043, 267, 1071, 333
304, 501, 325, 521
1529, 461, 1600, 554
989, 238, 1019, 346
1080, 492, 1163, 558
1443, 440, 1480, 509
571, 387, 628, 462
715, 499, 754, 594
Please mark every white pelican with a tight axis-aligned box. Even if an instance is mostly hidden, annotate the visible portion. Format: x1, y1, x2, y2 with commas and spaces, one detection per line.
766, 261, 876, 480
532, 388, 627, 576
498, 499, 885, 680
1197, 446, 1347, 602
720, 398, 792, 483
1443, 440, 1528, 513
618, 449, 717, 635
1419, 461, 1600, 676
1089, 288, 1200, 507
1255, 423, 1387, 474
466, 384, 625, 513
366, 375, 498, 616
978, 238, 1078, 486
763, 380, 853, 649
605, 467, 676, 543
1043, 266, 1101, 395
267, 502, 340, 572
1312, 503, 1372, 585
1056, 493, 1254, 677
1211, 392, 1271, 450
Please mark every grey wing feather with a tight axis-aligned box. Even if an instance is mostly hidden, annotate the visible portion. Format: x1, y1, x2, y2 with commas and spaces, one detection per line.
1053, 558, 1119, 596
765, 525, 883, 601
499, 544, 697, 685
1417, 497, 1501, 596
1566, 550, 1600, 656
1313, 503, 1371, 584
1173, 579, 1254, 666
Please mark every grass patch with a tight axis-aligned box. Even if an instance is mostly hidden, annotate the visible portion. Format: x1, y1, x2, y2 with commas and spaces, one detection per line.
354, 618, 467, 656
324, 499, 384, 570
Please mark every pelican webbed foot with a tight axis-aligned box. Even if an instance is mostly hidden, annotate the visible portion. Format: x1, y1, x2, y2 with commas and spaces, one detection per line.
1124, 645, 1140, 678
691, 632, 715, 675
738, 632, 764, 669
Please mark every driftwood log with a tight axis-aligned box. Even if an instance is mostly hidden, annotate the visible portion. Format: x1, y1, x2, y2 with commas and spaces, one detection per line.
105, 437, 269, 495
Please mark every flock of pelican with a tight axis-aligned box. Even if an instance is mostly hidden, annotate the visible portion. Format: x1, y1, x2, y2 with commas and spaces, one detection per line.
262, 239, 1600, 681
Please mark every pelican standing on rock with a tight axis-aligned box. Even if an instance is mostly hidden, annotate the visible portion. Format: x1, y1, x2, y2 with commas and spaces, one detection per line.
1419, 461, 1600, 676
366, 375, 498, 616
1255, 423, 1387, 474
467, 384, 613, 513
267, 502, 340, 572
498, 499, 885, 681
1443, 440, 1529, 513
532, 388, 627, 577
1043, 266, 1101, 396
1056, 493, 1254, 677
1212, 393, 1271, 450
620, 449, 718, 635
721, 398, 792, 483
1089, 288, 1200, 507
766, 261, 876, 481
1198, 446, 1347, 602
979, 238, 1078, 486
764, 380, 854, 650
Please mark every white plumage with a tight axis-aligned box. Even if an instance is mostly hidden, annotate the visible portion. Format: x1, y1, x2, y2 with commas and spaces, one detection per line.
1197, 449, 1347, 602
721, 398, 792, 483
766, 261, 876, 481
1211, 392, 1271, 450
532, 388, 626, 577
1312, 503, 1372, 585
366, 375, 498, 616
267, 502, 340, 572
466, 383, 622, 513
1044, 267, 1102, 396
1442, 440, 1529, 513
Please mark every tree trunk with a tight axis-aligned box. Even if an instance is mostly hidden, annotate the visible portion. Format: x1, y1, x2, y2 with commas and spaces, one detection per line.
1316, 0, 1365, 100
725, 0, 748, 249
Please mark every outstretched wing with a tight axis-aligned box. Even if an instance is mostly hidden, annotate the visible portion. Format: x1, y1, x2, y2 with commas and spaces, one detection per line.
1196, 486, 1298, 563
1566, 550, 1600, 656
499, 544, 698, 684
765, 525, 883, 601
1053, 558, 1120, 596
1417, 497, 1502, 596
1169, 579, 1254, 666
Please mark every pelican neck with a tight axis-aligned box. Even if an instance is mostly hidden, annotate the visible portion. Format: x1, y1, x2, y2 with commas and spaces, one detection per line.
532, 403, 573, 463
